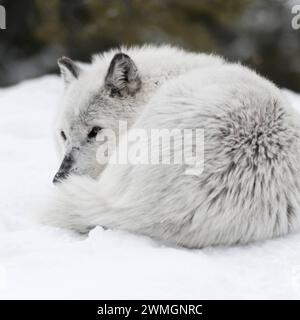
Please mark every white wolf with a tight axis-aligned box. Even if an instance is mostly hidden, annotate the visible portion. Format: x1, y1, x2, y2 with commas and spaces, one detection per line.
45, 45, 300, 248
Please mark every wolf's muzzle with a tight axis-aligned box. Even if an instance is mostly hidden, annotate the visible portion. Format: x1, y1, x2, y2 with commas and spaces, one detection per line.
53, 153, 74, 184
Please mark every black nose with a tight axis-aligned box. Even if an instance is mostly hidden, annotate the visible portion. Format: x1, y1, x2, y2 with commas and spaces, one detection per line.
53, 171, 67, 184
53, 153, 74, 184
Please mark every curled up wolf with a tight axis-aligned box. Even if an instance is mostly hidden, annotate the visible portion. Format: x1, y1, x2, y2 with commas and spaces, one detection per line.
42, 45, 300, 248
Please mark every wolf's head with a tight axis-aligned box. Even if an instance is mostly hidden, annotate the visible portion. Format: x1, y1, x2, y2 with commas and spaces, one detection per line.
53, 52, 143, 184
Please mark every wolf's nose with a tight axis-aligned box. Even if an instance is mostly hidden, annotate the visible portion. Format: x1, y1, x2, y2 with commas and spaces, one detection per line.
53, 153, 74, 184
52, 171, 67, 184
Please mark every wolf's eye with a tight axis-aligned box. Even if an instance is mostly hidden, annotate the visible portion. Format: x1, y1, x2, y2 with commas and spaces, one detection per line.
88, 126, 102, 139
61, 131, 67, 141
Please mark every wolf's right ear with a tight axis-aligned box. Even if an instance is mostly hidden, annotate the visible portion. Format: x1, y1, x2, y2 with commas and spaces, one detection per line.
58, 56, 81, 87
105, 53, 141, 97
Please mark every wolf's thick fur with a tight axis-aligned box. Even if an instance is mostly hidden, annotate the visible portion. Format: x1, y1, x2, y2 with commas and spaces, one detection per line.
45, 45, 300, 248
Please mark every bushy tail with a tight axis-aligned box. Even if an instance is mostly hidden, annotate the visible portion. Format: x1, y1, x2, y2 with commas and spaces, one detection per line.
38, 175, 108, 233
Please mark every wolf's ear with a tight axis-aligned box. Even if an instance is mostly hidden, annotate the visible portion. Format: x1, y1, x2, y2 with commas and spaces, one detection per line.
58, 56, 81, 87
105, 53, 141, 97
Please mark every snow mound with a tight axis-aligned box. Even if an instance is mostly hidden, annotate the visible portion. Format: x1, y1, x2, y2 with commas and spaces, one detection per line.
1, 76, 300, 299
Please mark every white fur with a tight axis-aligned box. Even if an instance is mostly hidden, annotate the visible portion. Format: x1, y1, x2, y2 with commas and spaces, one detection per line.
43, 45, 300, 248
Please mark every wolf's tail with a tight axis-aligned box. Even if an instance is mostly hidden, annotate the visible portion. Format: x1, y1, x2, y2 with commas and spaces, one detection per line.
39, 175, 108, 233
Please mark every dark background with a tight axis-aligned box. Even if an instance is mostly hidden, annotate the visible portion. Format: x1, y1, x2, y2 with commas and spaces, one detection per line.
0, 0, 299, 91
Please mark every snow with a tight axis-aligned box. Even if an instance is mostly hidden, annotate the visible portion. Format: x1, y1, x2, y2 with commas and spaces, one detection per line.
1, 76, 300, 299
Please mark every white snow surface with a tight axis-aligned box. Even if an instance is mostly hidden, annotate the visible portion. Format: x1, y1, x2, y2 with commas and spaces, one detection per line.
1, 75, 300, 299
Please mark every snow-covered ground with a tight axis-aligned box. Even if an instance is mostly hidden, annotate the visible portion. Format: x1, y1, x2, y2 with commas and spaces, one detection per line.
1, 76, 300, 299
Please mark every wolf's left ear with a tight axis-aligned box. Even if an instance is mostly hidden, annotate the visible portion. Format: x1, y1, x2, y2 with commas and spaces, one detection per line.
58, 56, 81, 87
105, 53, 141, 97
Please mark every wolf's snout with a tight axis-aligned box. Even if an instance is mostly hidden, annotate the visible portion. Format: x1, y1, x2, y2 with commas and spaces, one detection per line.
53, 153, 74, 184
53, 171, 68, 184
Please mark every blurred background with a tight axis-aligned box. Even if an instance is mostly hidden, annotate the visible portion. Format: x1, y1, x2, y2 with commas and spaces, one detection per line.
0, 0, 299, 91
